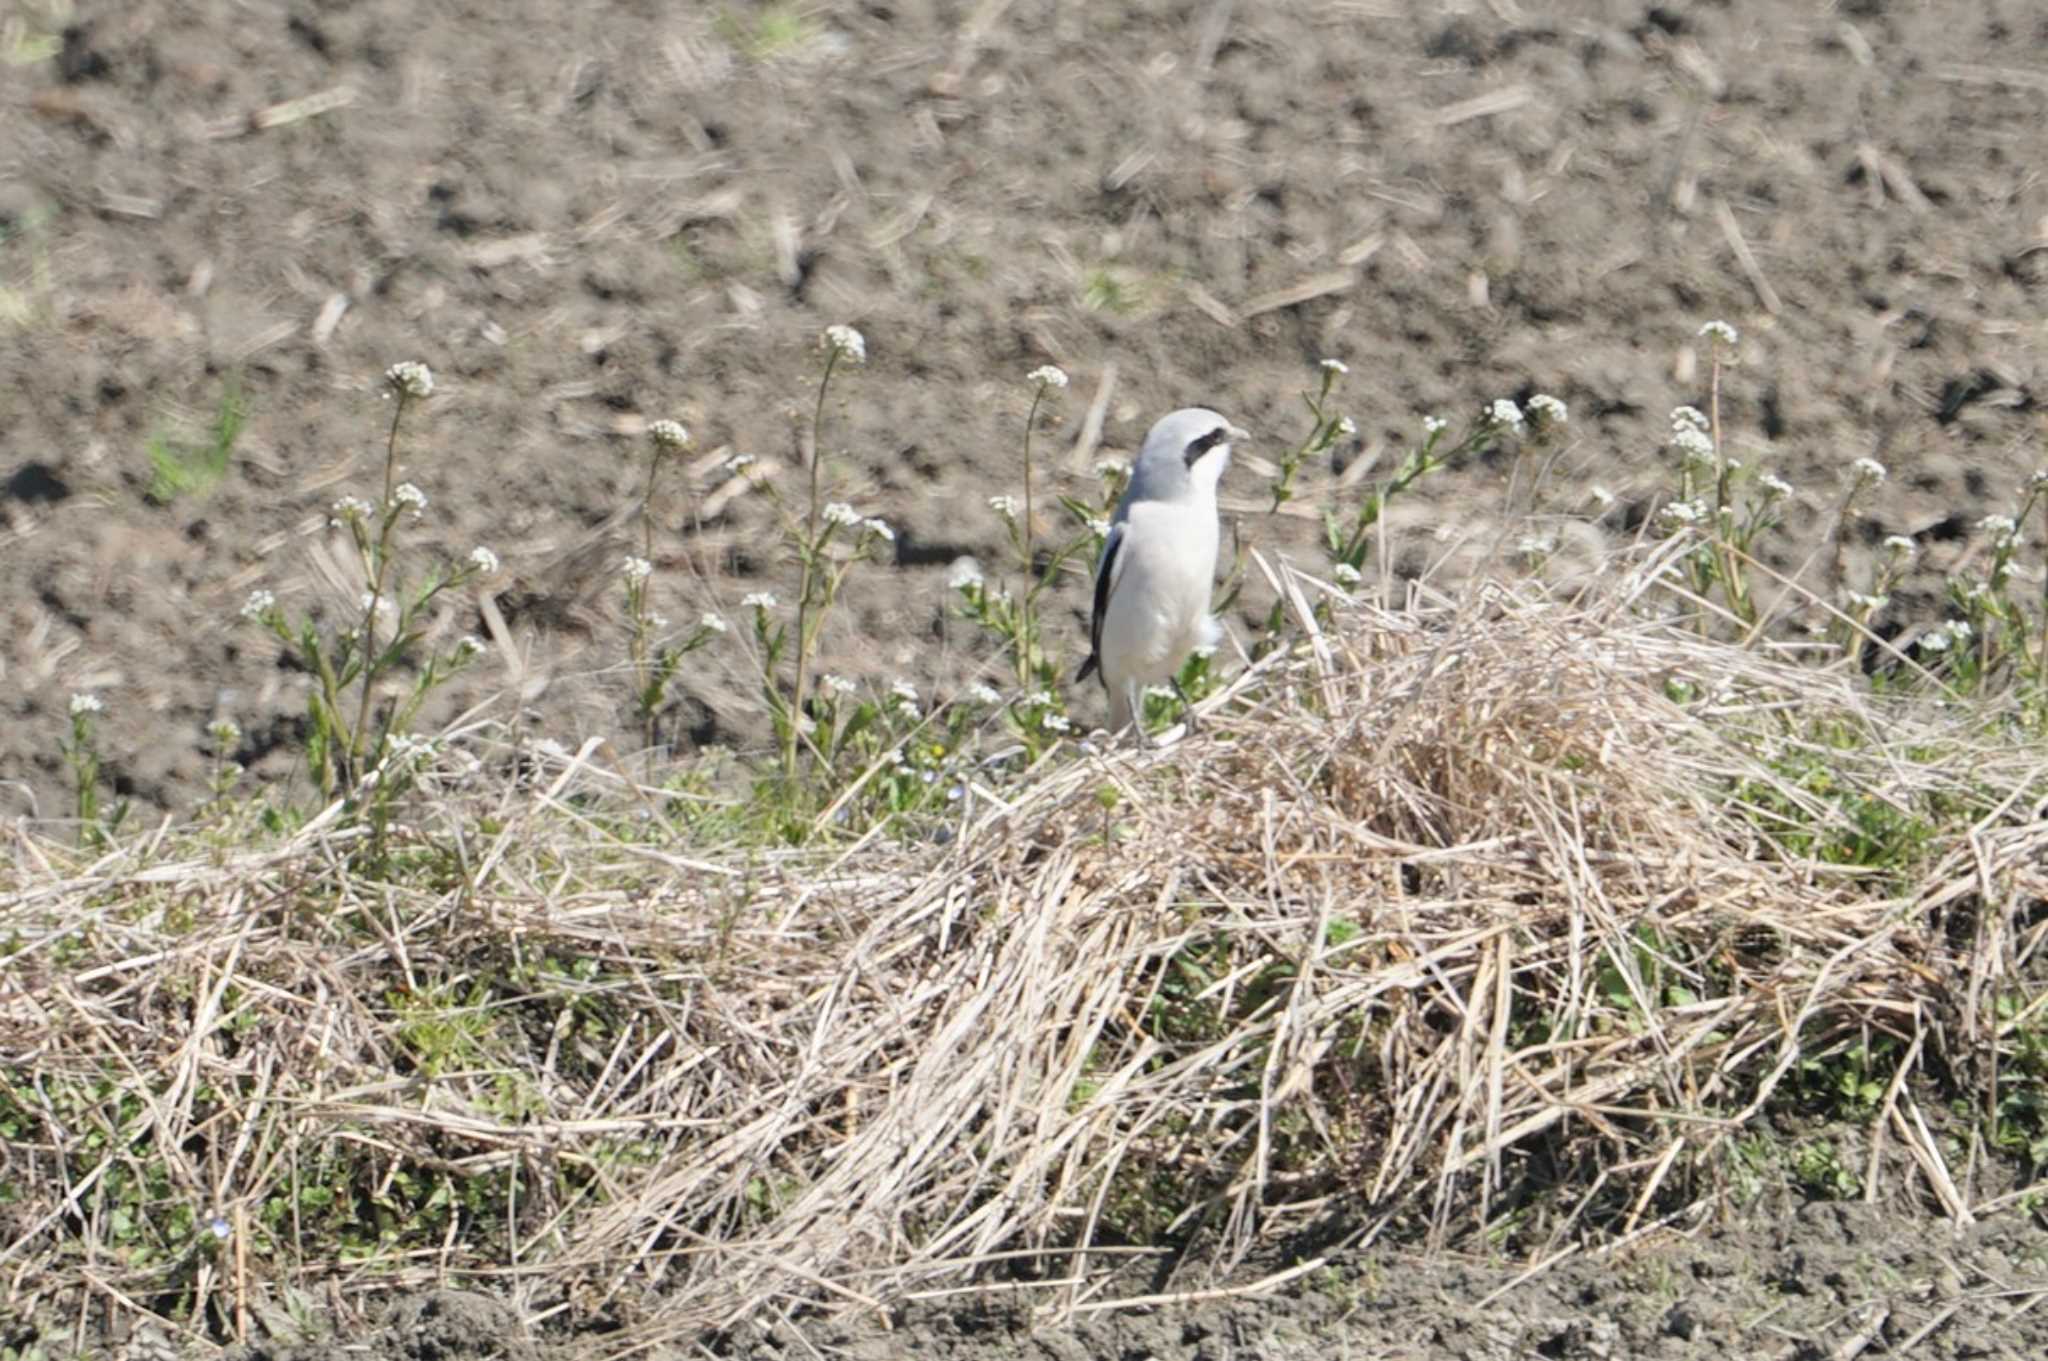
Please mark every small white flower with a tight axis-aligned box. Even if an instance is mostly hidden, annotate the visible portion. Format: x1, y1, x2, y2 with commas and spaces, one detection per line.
621, 555, 653, 583
948, 558, 985, 590
1954, 575, 1990, 603
1671, 424, 1716, 463
1143, 685, 1178, 700
1320, 358, 1349, 375
359, 591, 394, 616
1517, 533, 1558, 557
1760, 474, 1794, 500
1422, 415, 1448, 436
2031, 469, 2048, 490
647, 419, 690, 451
1919, 631, 1951, 653
1590, 485, 1617, 509
1671, 405, 1710, 432
890, 679, 920, 707
1844, 590, 1890, 611
330, 494, 374, 526
823, 674, 857, 696
742, 591, 778, 610
1487, 398, 1525, 431
69, 693, 103, 717
1027, 364, 1069, 389
1950, 618, 1974, 641
1087, 517, 1112, 538
863, 517, 894, 541
1658, 499, 1707, 528
822, 501, 861, 529
385, 732, 434, 765
239, 589, 276, 622
456, 634, 486, 658
1333, 562, 1362, 586
1979, 514, 2019, 542
385, 361, 435, 398
391, 482, 428, 515
1698, 320, 1739, 347
822, 324, 867, 364
1041, 713, 1073, 733
1023, 690, 1054, 708
967, 683, 1002, 705
650, 614, 669, 631
1883, 535, 1916, 558
469, 546, 500, 575
988, 494, 1020, 519
208, 718, 241, 747
1336, 416, 1358, 437
725, 453, 758, 473
1527, 393, 1568, 426
1850, 457, 1888, 486
699, 611, 728, 634
1095, 458, 1127, 479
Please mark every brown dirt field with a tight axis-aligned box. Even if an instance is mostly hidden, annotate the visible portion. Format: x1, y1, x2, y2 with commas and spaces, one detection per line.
3, 0, 2047, 1353
188, 1196, 2048, 1361
4, 0, 2044, 819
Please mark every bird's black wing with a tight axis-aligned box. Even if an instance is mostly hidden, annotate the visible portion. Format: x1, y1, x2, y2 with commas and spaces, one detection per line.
1077, 521, 1125, 685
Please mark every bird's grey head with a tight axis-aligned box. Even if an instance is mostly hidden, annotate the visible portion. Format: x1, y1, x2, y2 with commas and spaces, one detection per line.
1124, 407, 1242, 505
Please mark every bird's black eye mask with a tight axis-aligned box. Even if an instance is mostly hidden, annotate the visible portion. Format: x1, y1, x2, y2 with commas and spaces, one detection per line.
1182, 426, 1229, 468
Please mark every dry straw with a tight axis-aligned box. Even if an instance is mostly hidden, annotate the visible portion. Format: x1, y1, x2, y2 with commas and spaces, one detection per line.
3, 548, 2045, 1353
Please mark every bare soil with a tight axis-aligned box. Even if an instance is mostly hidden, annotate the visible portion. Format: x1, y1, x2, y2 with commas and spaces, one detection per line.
5, 0, 2045, 817
4, 0, 2048, 1355
188, 1197, 2048, 1361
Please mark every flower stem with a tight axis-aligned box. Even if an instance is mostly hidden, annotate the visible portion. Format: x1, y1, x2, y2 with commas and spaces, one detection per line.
787, 348, 843, 781
347, 392, 409, 783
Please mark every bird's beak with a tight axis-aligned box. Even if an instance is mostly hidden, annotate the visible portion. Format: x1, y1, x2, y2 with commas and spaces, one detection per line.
1227, 424, 1250, 442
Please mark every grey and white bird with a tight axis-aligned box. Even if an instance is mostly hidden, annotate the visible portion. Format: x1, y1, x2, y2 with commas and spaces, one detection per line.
1078, 407, 1242, 736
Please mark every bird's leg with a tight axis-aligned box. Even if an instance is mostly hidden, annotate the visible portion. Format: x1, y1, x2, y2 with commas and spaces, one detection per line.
1172, 677, 1200, 735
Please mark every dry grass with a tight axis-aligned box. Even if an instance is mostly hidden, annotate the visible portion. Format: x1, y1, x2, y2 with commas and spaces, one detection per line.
4, 550, 2047, 1354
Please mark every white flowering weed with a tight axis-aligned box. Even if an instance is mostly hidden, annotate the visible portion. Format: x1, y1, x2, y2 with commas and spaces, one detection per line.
822, 324, 866, 364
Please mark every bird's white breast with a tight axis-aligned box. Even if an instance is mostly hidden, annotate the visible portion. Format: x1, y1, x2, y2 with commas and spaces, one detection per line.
1097, 499, 1220, 685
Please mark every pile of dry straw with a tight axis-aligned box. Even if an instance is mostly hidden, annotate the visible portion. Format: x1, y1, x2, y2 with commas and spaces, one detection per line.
4, 550, 2044, 1345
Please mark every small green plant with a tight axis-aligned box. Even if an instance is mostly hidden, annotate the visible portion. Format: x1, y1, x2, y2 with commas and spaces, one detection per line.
743, 326, 898, 807
621, 419, 726, 765
1269, 358, 1356, 512
1732, 736, 1939, 879
58, 692, 125, 848
1787, 1040, 1893, 1121
1989, 993, 2048, 1170
238, 362, 493, 814
1939, 474, 2048, 716
1790, 1140, 1862, 1200
716, 4, 813, 60
144, 375, 246, 505
1641, 318, 2048, 716
1593, 923, 1701, 1028
1323, 399, 1529, 584
0, 193, 55, 328
948, 364, 1112, 751
1079, 265, 1143, 315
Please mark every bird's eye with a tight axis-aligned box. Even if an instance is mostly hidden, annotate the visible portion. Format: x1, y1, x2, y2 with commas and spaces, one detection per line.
1182, 427, 1229, 467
